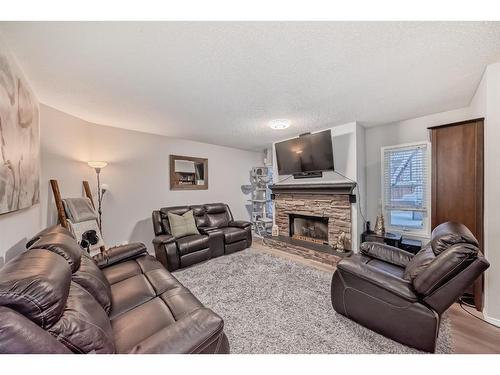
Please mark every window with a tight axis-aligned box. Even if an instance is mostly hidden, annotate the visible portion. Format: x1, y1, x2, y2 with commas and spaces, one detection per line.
381, 142, 431, 236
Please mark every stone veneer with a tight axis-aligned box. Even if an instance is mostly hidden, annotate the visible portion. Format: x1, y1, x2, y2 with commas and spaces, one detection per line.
274, 193, 352, 248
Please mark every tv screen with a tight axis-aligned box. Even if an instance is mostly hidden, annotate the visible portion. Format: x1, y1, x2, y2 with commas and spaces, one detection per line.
275, 129, 334, 175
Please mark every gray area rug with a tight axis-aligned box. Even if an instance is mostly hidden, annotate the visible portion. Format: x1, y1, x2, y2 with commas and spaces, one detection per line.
173, 248, 453, 354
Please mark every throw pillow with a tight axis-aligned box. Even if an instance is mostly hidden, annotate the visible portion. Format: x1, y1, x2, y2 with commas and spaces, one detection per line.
168, 210, 200, 238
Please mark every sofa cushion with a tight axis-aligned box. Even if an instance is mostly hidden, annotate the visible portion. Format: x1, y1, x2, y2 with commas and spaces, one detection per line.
168, 210, 200, 238
111, 297, 176, 353
29, 232, 83, 272
204, 203, 227, 214
102, 260, 143, 285
219, 227, 247, 244
205, 203, 231, 228
176, 234, 210, 255
0, 249, 71, 329
190, 205, 209, 227
363, 258, 405, 279
101, 254, 164, 286
72, 255, 112, 314
430, 221, 479, 255
111, 282, 205, 353
135, 255, 165, 273
207, 213, 231, 228
48, 282, 115, 353
109, 274, 156, 319
403, 243, 436, 281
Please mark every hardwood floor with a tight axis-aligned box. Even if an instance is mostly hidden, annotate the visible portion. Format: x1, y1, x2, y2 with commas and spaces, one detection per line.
252, 238, 500, 354
448, 303, 500, 353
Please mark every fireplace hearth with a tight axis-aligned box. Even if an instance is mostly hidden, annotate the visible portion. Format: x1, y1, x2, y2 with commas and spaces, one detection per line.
289, 214, 329, 244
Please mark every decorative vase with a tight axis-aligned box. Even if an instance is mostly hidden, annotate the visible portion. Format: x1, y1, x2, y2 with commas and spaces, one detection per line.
374, 214, 385, 235
272, 225, 279, 237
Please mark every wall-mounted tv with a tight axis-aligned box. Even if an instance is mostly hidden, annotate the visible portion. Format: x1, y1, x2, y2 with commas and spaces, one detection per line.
275, 129, 334, 175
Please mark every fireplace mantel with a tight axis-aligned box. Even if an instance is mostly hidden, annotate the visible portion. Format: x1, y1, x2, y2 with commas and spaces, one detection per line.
269, 182, 356, 195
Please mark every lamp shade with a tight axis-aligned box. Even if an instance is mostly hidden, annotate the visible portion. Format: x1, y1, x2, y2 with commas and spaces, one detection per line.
87, 161, 108, 169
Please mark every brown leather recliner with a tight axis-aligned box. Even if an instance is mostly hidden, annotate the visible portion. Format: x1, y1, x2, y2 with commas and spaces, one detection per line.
331, 222, 490, 352
0, 226, 229, 354
152, 203, 252, 271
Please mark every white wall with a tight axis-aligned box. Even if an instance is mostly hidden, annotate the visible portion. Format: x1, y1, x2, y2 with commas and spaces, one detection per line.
0, 206, 41, 267
355, 123, 367, 250
271, 122, 366, 251
482, 62, 500, 326
40, 105, 262, 253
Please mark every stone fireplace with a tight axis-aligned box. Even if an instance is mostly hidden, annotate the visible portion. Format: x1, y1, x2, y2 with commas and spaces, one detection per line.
267, 182, 356, 266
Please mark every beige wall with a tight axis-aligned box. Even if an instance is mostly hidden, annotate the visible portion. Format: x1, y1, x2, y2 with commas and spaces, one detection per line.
40, 105, 263, 253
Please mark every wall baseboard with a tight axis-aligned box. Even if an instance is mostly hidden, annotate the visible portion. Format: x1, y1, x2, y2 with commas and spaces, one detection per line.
483, 313, 500, 328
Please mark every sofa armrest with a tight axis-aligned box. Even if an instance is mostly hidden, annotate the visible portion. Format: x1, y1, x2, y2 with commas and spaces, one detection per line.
93, 242, 148, 269
360, 241, 413, 267
337, 256, 418, 302
152, 234, 176, 245
198, 226, 219, 235
228, 220, 251, 229
127, 308, 227, 354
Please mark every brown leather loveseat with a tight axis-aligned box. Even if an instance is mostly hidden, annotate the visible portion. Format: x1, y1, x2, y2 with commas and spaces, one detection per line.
152, 203, 252, 271
0, 226, 229, 354
331, 222, 489, 352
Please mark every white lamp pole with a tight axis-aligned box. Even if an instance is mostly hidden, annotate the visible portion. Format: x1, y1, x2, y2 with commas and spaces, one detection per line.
87, 161, 108, 233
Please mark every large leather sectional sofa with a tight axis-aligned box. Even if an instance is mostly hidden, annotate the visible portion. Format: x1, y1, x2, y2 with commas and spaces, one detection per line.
152, 203, 252, 271
0, 226, 229, 354
331, 221, 490, 352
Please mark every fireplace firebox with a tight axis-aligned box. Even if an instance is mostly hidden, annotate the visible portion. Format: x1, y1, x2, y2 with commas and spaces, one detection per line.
289, 214, 329, 244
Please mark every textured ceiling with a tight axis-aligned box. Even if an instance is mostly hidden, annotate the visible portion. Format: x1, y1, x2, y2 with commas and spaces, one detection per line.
1, 21, 500, 151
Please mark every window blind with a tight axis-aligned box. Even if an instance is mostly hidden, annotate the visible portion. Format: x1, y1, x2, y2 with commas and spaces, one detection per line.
383, 143, 429, 214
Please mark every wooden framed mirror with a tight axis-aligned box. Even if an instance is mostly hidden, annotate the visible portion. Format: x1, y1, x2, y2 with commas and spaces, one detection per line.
170, 155, 208, 190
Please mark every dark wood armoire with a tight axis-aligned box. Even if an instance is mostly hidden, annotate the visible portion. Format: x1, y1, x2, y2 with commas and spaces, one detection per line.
429, 118, 484, 310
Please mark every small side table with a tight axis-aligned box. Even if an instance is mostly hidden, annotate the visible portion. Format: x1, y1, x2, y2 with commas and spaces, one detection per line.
399, 237, 422, 254
360, 231, 401, 248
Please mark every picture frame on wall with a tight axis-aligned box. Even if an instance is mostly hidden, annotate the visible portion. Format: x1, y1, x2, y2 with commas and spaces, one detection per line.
169, 154, 208, 190
0, 48, 40, 215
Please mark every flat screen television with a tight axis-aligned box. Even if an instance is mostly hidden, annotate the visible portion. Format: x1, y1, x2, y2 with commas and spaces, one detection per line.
275, 129, 334, 175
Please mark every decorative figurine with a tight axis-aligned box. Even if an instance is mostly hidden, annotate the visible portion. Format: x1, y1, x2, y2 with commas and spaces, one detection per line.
335, 232, 347, 252
272, 224, 279, 237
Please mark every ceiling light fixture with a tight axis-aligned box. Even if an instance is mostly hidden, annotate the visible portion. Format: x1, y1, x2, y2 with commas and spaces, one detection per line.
269, 119, 291, 130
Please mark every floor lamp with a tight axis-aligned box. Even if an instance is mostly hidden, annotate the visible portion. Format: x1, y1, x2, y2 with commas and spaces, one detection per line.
87, 161, 108, 233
